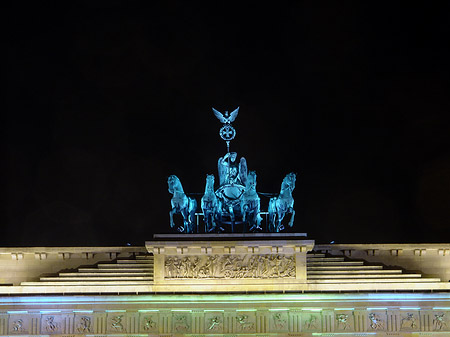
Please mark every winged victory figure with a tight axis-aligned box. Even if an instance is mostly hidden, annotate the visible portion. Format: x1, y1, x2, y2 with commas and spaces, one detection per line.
212, 107, 239, 124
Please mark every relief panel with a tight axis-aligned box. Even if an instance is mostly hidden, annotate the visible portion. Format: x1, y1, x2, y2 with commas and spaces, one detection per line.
399, 311, 419, 331
204, 312, 223, 333
301, 312, 322, 332
432, 311, 449, 331
164, 254, 295, 279
139, 313, 158, 333
8, 315, 30, 335
40, 315, 63, 334
106, 313, 127, 333
367, 311, 386, 332
335, 311, 354, 332
172, 313, 191, 333
74, 315, 93, 334
235, 311, 256, 333
270, 311, 289, 332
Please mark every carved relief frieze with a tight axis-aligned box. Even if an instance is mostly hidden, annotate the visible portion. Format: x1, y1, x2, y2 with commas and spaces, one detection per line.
164, 254, 295, 279
205, 312, 223, 333
107, 314, 126, 333
367, 312, 386, 331
9, 316, 28, 334
173, 313, 190, 333
433, 312, 448, 331
271, 311, 288, 331
41, 315, 62, 334
335, 312, 353, 331
75, 315, 92, 334
140, 314, 158, 333
4, 306, 450, 335
400, 312, 419, 331
301, 313, 321, 332
235, 312, 256, 332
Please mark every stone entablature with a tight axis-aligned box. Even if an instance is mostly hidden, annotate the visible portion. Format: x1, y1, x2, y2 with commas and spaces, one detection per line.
2, 238, 450, 294
1, 293, 450, 335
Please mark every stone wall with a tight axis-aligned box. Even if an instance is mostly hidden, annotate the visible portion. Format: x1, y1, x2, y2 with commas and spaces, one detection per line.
0, 247, 146, 286
314, 243, 450, 281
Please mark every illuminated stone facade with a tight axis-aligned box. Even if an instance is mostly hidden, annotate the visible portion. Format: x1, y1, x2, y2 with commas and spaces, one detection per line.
1, 234, 450, 336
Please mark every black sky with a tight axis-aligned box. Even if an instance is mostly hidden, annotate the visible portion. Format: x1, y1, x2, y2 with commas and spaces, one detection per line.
3, 1, 450, 246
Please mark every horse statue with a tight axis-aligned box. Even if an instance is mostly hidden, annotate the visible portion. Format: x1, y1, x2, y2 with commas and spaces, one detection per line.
240, 171, 262, 232
201, 174, 222, 232
168, 175, 197, 233
268, 172, 296, 232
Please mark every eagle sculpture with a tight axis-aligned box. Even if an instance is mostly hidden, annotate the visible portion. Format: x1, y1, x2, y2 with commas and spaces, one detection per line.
212, 107, 239, 124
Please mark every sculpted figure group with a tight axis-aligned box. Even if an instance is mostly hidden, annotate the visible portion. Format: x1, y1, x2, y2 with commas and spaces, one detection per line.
164, 254, 296, 279
168, 151, 296, 233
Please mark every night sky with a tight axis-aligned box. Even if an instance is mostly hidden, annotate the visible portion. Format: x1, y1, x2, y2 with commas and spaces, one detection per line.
3, 2, 450, 246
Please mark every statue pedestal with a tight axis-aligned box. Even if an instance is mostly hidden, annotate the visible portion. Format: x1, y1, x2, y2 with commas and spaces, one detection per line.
146, 234, 314, 293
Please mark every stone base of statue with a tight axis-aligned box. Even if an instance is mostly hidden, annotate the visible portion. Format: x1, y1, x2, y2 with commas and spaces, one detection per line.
146, 233, 313, 293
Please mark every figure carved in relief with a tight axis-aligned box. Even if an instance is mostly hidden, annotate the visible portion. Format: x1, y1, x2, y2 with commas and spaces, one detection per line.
111, 315, 124, 331
236, 314, 254, 331
368, 313, 384, 330
12, 319, 24, 332
401, 313, 417, 329
336, 314, 350, 330
143, 316, 157, 331
181, 256, 191, 278
272, 313, 287, 330
45, 316, 58, 332
165, 257, 176, 278
192, 256, 201, 278
433, 313, 446, 331
304, 315, 318, 330
174, 315, 189, 332
208, 316, 222, 330
77, 316, 91, 333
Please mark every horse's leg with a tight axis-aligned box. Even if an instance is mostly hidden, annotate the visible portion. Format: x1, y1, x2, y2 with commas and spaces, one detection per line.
277, 209, 285, 232
206, 211, 213, 232
169, 208, 175, 228
229, 205, 235, 233
180, 208, 189, 233
268, 199, 275, 232
288, 207, 295, 227
242, 204, 247, 223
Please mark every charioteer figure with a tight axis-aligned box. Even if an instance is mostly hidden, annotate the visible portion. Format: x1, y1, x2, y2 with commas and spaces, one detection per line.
218, 152, 247, 187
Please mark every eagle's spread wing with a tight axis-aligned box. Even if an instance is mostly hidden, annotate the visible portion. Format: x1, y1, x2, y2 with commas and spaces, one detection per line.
212, 107, 227, 124
228, 107, 239, 123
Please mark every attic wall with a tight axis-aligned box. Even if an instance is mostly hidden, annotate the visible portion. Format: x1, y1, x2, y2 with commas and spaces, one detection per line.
314, 243, 450, 282
0, 247, 146, 286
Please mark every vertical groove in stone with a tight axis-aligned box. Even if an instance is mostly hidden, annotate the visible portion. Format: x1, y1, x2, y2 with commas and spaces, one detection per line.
0, 317, 6, 335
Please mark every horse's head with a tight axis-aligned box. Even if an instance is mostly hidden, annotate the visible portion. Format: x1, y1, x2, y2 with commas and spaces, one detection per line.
205, 174, 215, 192
282, 172, 296, 192
168, 175, 182, 194
246, 171, 257, 190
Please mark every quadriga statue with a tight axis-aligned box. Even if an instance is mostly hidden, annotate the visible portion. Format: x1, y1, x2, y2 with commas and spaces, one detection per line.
167, 175, 197, 233
268, 172, 296, 232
